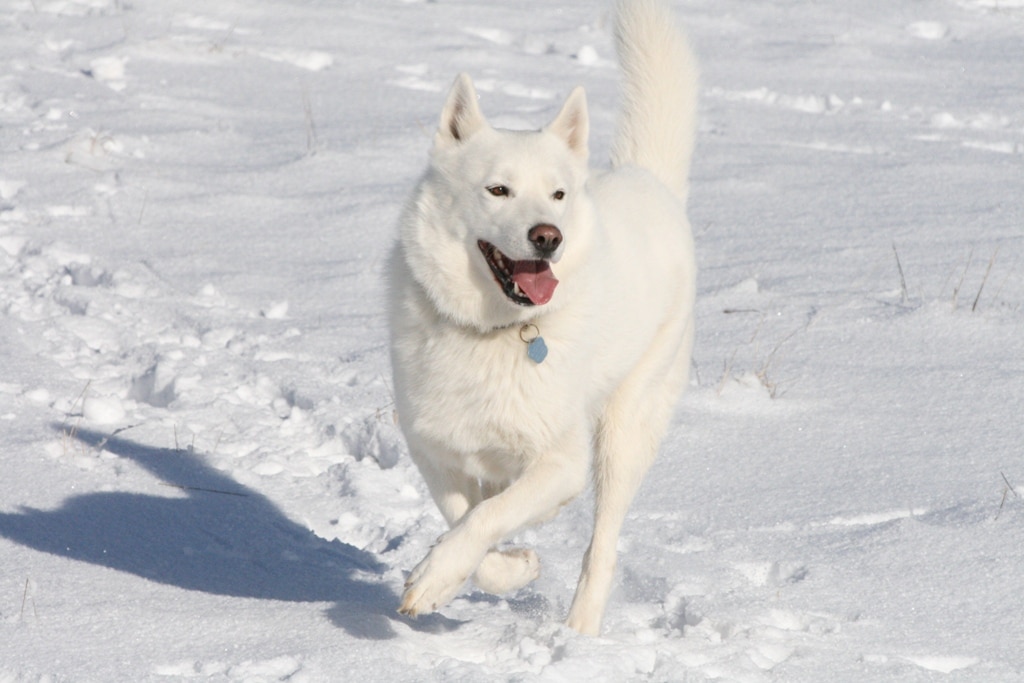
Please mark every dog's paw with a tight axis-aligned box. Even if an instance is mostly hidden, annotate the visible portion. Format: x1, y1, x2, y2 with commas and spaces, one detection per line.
398, 538, 477, 617
566, 599, 603, 636
473, 548, 541, 594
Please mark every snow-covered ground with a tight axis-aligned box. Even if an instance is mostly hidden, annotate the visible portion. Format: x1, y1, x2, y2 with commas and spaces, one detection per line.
2, 0, 1022, 680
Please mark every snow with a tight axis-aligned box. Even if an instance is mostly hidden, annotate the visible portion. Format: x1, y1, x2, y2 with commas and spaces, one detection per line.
1, 0, 1022, 680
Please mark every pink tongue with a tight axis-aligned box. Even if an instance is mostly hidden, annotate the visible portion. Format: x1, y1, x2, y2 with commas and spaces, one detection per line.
511, 260, 559, 305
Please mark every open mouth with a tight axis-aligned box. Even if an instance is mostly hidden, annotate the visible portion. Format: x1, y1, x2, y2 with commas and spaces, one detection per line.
477, 240, 559, 306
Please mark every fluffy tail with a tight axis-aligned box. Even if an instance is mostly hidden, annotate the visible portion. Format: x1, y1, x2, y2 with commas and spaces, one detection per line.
610, 0, 699, 201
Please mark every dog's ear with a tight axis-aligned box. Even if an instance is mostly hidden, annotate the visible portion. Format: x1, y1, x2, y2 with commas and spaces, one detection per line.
436, 73, 487, 147
545, 86, 589, 161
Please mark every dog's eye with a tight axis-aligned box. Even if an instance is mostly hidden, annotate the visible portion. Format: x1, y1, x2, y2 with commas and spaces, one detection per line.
552, 189, 566, 201
487, 185, 510, 197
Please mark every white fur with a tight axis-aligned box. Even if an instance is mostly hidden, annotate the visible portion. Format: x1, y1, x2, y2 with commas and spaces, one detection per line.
388, 0, 698, 636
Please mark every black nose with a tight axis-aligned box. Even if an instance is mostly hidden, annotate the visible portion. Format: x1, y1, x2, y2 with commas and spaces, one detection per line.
528, 224, 562, 257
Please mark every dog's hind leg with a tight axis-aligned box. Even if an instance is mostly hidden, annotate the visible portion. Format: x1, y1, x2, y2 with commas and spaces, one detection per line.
566, 324, 693, 635
566, 410, 659, 634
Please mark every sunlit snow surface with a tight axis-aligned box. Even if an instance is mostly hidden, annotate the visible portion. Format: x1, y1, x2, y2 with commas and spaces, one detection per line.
1, 0, 1022, 680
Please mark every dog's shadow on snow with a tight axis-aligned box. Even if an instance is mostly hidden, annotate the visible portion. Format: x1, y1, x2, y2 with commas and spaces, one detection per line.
0, 426, 463, 640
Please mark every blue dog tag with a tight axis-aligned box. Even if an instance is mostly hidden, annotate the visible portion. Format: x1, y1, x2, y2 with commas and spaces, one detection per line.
527, 336, 548, 364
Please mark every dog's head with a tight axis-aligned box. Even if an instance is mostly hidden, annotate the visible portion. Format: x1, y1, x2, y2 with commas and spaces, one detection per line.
399, 74, 592, 331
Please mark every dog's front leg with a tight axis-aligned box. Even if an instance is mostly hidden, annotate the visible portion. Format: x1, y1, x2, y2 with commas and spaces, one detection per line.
399, 429, 589, 617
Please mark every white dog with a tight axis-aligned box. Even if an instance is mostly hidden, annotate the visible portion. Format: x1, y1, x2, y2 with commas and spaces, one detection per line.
388, 0, 698, 636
